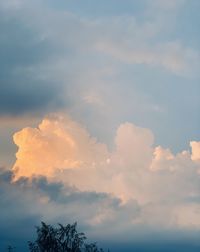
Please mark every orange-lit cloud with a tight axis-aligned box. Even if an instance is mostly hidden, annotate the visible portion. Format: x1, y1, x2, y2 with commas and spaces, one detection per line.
7, 113, 200, 229
190, 141, 200, 162
12, 114, 200, 216
12, 115, 155, 202
13, 114, 109, 179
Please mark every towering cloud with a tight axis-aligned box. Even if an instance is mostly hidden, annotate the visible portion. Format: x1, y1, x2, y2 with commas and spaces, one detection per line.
12, 114, 200, 217
13, 115, 109, 179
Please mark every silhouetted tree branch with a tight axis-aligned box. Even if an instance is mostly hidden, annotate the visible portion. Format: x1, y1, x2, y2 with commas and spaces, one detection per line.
28, 222, 109, 252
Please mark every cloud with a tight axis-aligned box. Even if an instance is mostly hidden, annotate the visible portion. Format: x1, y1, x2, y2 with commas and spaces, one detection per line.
1, 112, 200, 249
83, 92, 105, 107
114, 122, 154, 167
0, 167, 140, 251
1, 166, 200, 252
96, 40, 199, 76
12, 115, 154, 201
146, 0, 186, 10
0, 2, 66, 116
1, 0, 200, 250
0, 0, 199, 118
12, 114, 109, 179
11, 114, 200, 230
190, 141, 200, 162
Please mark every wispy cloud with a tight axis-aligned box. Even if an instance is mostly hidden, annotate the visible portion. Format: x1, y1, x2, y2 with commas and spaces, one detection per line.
96, 40, 199, 76
0, 0, 199, 118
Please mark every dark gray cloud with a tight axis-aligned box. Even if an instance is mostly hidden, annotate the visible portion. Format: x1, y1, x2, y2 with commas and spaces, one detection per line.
0, 6, 66, 116
1, 168, 200, 251
0, 169, 41, 251
0, 168, 140, 251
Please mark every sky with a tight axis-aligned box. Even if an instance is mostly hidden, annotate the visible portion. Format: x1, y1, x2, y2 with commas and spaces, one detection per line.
0, 0, 200, 251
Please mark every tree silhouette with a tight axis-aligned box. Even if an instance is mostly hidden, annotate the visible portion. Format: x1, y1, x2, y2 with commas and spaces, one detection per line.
84, 242, 105, 252
7, 246, 15, 252
28, 222, 109, 252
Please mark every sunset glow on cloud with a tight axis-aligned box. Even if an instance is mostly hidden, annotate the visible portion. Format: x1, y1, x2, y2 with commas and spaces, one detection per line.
11, 114, 200, 226
13, 115, 109, 179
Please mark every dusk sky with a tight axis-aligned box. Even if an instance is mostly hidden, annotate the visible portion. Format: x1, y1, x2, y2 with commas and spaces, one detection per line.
0, 0, 200, 251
